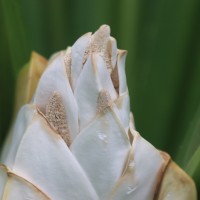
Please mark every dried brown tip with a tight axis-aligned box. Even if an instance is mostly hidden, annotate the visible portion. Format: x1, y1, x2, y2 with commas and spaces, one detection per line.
155, 161, 197, 200
83, 25, 113, 72
97, 90, 112, 113
45, 92, 71, 146
93, 25, 112, 72
93, 25, 110, 48
14, 52, 47, 116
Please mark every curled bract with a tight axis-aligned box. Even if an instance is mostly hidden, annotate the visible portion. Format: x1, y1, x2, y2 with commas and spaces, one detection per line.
0, 25, 197, 200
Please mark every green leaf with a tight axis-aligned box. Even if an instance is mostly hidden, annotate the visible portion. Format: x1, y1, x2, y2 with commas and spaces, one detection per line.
1, 0, 31, 74
118, 0, 140, 108
22, 0, 70, 56
68, 0, 113, 41
186, 146, 200, 198
126, 0, 200, 153
0, 2, 15, 145
176, 104, 200, 168
168, 0, 200, 156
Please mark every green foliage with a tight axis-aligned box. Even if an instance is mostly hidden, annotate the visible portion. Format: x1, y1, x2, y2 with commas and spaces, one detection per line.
0, 0, 199, 195
186, 147, 200, 198
0, 1, 15, 144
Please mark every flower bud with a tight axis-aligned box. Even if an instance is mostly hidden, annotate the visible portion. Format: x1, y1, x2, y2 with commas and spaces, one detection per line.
0, 25, 197, 200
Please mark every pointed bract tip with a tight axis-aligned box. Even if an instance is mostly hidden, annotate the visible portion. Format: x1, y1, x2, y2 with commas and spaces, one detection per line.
99, 24, 110, 31
118, 49, 128, 57
95, 24, 111, 37
84, 32, 92, 36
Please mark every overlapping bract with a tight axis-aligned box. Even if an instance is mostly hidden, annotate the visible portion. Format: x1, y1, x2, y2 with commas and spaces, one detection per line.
0, 25, 197, 200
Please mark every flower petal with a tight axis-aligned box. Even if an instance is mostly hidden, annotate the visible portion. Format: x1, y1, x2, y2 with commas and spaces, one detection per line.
113, 93, 130, 133
74, 55, 99, 130
1, 175, 49, 199
71, 32, 92, 90
5, 179, 46, 200
93, 54, 117, 100
0, 167, 7, 198
0, 105, 35, 168
12, 112, 99, 200
47, 50, 65, 66
110, 36, 117, 70
117, 50, 128, 95
71, 109, 130, 199
111, 50, 130, 132
109, 131, 168, 200
33, 53, 79, 140
74, 53, 117, 130
0, 165, 49, 199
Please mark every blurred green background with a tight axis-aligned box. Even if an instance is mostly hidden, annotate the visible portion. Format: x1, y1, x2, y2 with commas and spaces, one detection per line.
0, 0, 200, 196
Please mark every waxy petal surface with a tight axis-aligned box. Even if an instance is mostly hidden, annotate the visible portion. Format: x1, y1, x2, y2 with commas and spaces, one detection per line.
71, 33, 91, 89
1, 105, 35, 168
33, 54, 79, 140
12, 113, 99, 200
71, 109, 130, 199
75, 54, 117, 130
110, 132, 166, 200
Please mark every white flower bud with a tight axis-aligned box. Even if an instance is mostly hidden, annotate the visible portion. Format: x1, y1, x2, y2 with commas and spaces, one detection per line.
0, 25, 197, 200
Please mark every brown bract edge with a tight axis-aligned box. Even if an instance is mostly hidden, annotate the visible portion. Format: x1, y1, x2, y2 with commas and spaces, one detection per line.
0, 164, 51, 200
153, 151, 171, 200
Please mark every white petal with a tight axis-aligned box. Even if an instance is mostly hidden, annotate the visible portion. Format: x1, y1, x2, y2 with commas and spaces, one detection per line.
74, 55, 99, 130
113, 92, 130, 133
110, 37, 117, 69
93, 53, 117, 100
12, 113, 99, 200
33, 53, 79, 140
2, 175, 49, 200
0, 167, 7, 198
71, 109, 130, 199
47, 50, 65, 66
0, 105, 35, 168
71, 32, 91, 89
130, 112, 136, 130
109, 131, 167, 200
110, 51, 130, 132
117, 50, 128, 95
74, 54, 117, 130
0, 165, 48, 199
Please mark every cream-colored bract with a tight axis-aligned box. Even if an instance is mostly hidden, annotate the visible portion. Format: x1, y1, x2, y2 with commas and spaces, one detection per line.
0, 25, 197, 200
